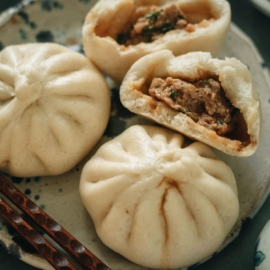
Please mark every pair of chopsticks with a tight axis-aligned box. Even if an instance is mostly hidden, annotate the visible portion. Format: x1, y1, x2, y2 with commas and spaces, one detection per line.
0, 174, 110, 270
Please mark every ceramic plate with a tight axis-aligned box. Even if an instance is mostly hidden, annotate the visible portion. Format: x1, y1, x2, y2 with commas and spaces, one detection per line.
0, 0, 270, 269
250, 0, 270, 17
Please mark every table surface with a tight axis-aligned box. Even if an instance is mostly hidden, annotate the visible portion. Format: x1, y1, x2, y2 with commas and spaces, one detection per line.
0, 0, 270, 269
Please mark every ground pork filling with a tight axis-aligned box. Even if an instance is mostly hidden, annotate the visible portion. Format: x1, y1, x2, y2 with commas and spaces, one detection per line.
149, 77, 240, 136
117, 4, 189, 46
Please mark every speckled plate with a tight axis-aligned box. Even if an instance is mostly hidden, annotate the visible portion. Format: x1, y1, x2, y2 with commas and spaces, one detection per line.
0, 0, 270, 269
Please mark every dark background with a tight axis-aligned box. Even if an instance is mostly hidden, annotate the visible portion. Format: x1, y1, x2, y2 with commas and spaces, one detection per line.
0, 0, 270, 269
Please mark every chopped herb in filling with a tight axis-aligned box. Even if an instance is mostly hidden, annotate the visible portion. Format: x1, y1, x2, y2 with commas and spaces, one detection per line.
149, 77, 239, 136
145, 10, 162, 24
117, 5, 188, 46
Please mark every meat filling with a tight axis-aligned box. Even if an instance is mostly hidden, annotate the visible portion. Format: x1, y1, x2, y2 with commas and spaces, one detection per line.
117, 5, 189, 46
149, 77, 239, 136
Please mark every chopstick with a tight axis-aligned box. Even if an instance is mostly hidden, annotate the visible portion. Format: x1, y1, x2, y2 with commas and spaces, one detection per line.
0, 196, 78, 270
0, 174, 111, 270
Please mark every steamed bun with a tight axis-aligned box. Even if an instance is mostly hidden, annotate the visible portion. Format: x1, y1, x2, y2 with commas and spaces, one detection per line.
80, 125, 239, 269
120, 50, 261, 157
82, 0, 231, 83
0, 43, 111, 177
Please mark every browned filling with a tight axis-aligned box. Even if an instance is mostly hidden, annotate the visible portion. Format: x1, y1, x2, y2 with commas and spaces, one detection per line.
149, 77, 249, 141
117, 5, 192, 45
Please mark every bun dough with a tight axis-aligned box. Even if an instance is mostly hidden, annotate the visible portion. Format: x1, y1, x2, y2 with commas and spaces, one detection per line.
80, 125, 239, 269
0, 43, 111, 177
82, 0, 231, 83
120, 50, 261, 156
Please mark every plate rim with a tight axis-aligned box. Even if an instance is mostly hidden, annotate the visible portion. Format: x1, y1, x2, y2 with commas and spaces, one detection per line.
0, 0, 269, 269
249, 0, 270, 17
0, 0, 35, 28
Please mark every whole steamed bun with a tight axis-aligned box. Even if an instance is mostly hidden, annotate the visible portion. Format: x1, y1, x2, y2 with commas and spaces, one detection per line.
0, 43, 111, 177
80, 125, 239, 269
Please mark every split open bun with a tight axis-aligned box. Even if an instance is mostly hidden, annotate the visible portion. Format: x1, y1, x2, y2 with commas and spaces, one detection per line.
0, 43, 111, 177
120, 50, 261, 156
80, 125, 239, 269
82, 0, 231, 83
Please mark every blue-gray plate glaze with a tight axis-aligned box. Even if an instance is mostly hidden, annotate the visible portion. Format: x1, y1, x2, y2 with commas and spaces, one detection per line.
0, 0, 270, 269
254, 220, 270, 270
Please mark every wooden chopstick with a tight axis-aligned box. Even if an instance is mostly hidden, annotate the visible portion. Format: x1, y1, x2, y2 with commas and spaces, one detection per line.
0, 196, 78, 270
0, 174, 111, 270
